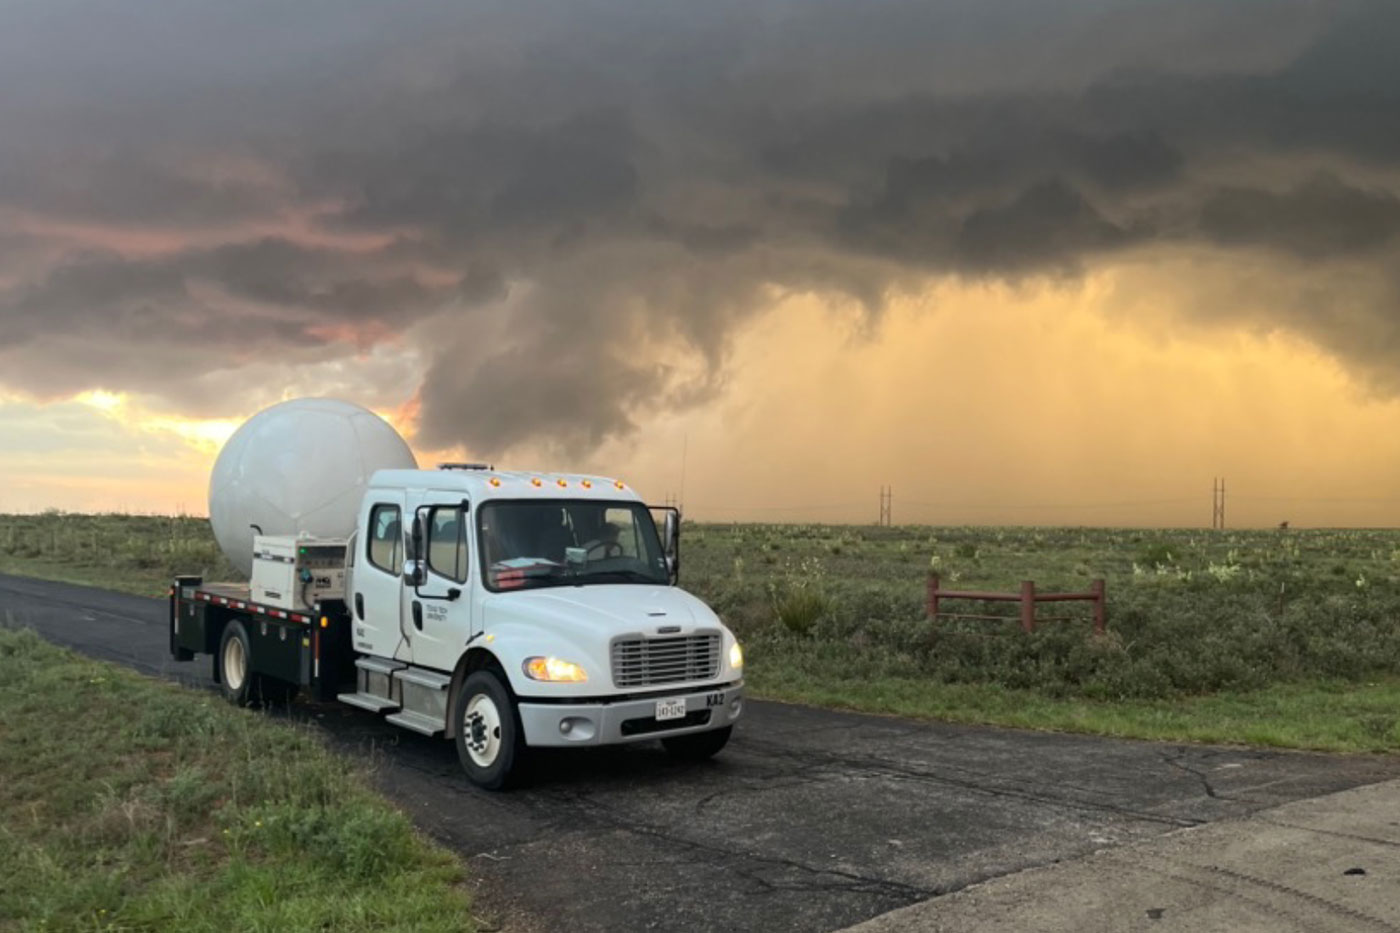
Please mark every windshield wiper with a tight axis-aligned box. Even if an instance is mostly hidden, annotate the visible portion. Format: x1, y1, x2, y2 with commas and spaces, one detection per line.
574, 568, 663, 584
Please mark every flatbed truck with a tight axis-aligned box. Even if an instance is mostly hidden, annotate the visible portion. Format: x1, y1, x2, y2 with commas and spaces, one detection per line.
170, 465, 744, 788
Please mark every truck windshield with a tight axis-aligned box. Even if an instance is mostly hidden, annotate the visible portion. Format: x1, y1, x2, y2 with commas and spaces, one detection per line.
478, 500, 670, 591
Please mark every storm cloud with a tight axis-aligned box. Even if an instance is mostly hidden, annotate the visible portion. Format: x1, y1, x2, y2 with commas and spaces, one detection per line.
2, 0, 1399, 456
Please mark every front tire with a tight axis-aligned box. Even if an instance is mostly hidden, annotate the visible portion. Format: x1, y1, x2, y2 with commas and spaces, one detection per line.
662, 725, 732, 761
453, 670, 522, 790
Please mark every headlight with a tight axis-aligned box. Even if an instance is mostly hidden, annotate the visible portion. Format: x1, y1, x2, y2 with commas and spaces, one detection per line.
523, 656, 589, 682
729, 641, 744, 670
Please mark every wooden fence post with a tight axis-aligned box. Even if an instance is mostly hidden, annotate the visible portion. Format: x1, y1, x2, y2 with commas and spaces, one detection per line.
1020, 580, 1036, 633
1091, 579, 1106, 635
927, 574, 940, 621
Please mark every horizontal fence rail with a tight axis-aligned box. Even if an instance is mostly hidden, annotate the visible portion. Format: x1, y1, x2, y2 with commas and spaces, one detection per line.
926, 575, 1105, 635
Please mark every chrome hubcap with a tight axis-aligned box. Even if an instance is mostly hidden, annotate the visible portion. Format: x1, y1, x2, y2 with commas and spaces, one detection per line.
464, 694, 502, 768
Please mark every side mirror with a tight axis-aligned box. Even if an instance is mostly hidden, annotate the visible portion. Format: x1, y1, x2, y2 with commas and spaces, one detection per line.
410, 514, 425, 563
402, 559, 425, 587
662, 509, 681, 583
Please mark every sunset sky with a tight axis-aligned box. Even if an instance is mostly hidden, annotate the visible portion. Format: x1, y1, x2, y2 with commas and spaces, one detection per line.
3, 0, 1400, 526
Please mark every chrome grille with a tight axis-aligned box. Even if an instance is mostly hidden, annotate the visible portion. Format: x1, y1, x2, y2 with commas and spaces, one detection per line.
611, 632, 721, 688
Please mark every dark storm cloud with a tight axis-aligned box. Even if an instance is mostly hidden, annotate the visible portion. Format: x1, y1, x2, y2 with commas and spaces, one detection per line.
0, 238, 451, 399
1199, 173, 1400, 259
0, 152, 280, 226
2, 0, 1399, 455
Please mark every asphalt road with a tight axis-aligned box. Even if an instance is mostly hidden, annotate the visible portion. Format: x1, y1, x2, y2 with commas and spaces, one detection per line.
5, 572, 1400, 933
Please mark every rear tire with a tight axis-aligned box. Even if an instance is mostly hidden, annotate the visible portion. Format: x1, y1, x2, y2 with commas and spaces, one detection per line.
662, 725, 732, 761
453, 670, 522, 790
217, 621, 255, 707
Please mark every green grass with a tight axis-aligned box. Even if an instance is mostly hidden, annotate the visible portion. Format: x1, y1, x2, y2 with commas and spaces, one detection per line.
687, 523, 1400, 753
0, 513, 238, 598
753, 664, 1400, 753
4, 513, 1400, 754
0, 627, 475, 932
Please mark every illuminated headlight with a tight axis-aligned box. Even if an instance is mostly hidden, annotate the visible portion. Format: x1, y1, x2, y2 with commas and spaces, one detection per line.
523, 656, 589, 682
729, 641, 744, 670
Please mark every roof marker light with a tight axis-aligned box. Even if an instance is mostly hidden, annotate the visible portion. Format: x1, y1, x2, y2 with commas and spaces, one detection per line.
489, 477, 501, 487
531, 477, 543, 487
557, 478, 567, 487
581, 480, 592, 489
614, 480, 626, 490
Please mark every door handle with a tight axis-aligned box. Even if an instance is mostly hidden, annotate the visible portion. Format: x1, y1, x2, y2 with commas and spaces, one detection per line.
354, 593, 364, 620
412, 601, 423, 631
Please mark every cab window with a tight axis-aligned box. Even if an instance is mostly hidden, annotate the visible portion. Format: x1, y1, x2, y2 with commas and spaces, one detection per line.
427, 507, 469, 583
367, 504, 402, 573
602, 507, 643, 558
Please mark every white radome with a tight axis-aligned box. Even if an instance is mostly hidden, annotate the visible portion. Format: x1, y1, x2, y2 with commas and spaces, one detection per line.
208, 398, 417, 577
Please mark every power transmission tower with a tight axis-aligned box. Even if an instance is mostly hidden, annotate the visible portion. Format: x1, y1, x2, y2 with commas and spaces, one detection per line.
1212, 478, 1226, 530
879, 486, 892, 527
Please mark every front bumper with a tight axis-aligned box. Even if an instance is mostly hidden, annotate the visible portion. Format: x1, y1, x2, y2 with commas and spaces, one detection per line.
517, 681, 744, 747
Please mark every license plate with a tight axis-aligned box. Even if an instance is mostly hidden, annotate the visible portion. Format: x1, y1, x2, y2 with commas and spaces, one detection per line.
655, 697, 686, 721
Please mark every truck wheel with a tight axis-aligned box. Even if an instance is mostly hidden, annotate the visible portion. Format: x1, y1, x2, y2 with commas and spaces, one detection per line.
662, 726, 732, 761
217, 620, 255, 707
453, 670, 521, 790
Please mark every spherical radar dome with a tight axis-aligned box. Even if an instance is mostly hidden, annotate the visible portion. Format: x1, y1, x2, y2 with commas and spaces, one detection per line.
209, 398, 418, 578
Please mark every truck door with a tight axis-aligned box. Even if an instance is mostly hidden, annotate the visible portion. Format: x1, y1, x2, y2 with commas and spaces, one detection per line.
354, 493, 408, 659
409, 495, 476, 672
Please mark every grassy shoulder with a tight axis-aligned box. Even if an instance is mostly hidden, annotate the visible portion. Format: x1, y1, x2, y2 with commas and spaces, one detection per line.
750, 660, 1400, 754
0, 627, 474, 932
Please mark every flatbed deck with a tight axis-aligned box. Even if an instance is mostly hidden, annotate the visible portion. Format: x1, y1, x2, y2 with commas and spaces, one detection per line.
180, 580, 317, 624
171, 576, 354, 701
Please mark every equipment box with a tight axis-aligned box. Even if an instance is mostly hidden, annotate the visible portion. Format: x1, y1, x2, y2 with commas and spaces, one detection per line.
251, 535, 347, 611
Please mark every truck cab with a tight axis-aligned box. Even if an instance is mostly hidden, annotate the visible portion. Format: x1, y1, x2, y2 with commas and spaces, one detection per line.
332, 466, 742, 787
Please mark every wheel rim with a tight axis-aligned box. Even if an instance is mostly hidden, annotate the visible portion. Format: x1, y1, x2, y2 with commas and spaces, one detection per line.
223, 636, 246, 691
463, 693, 503, 768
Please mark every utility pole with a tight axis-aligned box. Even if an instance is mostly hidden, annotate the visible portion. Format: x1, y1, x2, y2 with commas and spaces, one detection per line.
678, 433, 688, 517
879, 485, 892, 527
1212, 477, 1226, 530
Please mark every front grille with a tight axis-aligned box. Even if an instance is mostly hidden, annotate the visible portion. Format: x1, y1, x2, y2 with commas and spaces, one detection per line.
620, 709, 712, 736
611, 632, 721, 688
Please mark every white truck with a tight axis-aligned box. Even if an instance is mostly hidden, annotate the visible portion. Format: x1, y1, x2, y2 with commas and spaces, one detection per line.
170, 464, 744, 789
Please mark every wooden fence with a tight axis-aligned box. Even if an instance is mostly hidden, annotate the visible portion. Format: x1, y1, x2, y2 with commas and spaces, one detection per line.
926, 575, 1105, 635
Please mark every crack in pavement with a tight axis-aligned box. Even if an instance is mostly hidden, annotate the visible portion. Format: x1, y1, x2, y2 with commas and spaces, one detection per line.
1162, 749, 1233, 802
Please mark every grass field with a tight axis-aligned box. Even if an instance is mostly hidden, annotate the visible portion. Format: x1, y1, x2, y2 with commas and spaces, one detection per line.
3, 512, 1399, 753
0, 626, 474, 932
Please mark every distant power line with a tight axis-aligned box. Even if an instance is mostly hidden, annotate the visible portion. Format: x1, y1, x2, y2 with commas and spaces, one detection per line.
900, 497, 1198, 511
684, 488, 1400, 523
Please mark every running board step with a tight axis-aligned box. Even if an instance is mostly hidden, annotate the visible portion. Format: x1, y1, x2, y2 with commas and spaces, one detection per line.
339, 656, 406, 713
392, 666, 450, 736
337, 691, 400, 713
385, 710, 446, 736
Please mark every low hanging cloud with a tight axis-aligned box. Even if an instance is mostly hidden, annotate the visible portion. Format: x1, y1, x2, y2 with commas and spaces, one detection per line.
1, 0, 1399, 457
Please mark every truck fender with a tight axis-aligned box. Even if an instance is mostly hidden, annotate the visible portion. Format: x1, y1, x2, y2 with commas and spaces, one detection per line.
444, 646, 508, 740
